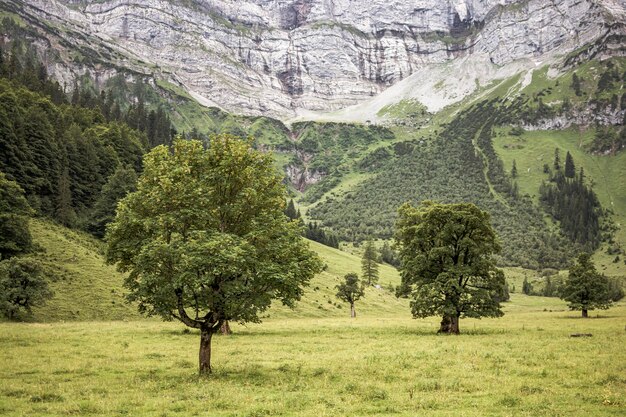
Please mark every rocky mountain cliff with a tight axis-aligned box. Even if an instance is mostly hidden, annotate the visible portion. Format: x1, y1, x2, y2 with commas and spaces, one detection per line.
5, 0, 626, 119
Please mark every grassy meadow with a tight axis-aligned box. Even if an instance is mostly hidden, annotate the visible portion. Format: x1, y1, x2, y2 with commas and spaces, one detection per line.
3, 218, 625, 416
1, 296, 625, 416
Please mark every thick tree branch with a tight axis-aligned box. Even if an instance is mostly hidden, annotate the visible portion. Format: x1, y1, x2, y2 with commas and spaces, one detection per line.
174, 288, 203, 329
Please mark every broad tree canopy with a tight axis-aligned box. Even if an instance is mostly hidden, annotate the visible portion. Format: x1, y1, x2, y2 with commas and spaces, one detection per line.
395, 201, 505, 334
561, 252, 612, 317
106, 136, 322, 372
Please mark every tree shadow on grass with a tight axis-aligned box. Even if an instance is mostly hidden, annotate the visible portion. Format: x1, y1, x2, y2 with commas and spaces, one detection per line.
554, 314, 618, 319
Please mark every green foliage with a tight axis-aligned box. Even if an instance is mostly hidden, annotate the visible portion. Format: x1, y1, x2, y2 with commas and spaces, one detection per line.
361, 240, 379, 286
106, 136, 323, 371
379, 241, 400, 267
311, 102, 573, 269
395, 201, 505, 333
0, 256, 52, 319
284, 199, 298, 220
335, 272, 364, 317
560, 253, 614, 316
588, 126, 626, 155
0, 172, 33, 260
88, 165, 137, 238
56, 167, 76, 228
0, 48, 146, 231
304, 222, 339, 249
539, 168, 602, 248
564, 151, 575, 178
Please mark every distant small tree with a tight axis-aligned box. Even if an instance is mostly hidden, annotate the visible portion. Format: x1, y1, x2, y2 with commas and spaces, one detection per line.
380, 241, 399, 267
285, 199, 299, 220
56, 166, 76, 228
336, 273, 364, 318
561, 253, 613, 318
511, 160, 518, 178
553, 148, 561, 171
522, 277, 533, 295
571, 72, 582, 96
0, 257, 52, 319
564, 151, 575, 178
361, 240, 379, 286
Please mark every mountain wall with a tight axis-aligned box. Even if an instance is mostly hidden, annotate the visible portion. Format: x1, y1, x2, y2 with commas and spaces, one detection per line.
6, 0, 626, 118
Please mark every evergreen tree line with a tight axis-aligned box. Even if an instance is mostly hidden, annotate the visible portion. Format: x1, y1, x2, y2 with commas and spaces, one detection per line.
539, 150, 603, 249
284, 199, 340, 249
0, 44, 150, 236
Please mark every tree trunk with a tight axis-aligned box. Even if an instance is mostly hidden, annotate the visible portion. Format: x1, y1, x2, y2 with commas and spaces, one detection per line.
350, 303, 356, 318
438, 316, 451, 333
220, 320, 232, 335
199, 327, 213, 374
450, 315, 460, 334
438, 315, 460, 334
582, 309, 588, 318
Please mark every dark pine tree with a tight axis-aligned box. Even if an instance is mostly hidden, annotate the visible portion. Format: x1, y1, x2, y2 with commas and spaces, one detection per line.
564, 151, 575, 178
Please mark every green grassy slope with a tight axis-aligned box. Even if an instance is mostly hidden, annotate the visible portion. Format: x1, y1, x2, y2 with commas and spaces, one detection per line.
23, 219, 405, 322
493, 128, 626, 277
28, 219, 141, 322
268, 240, 406, 319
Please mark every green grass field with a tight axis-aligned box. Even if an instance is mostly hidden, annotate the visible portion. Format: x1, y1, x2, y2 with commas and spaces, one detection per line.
1, 296, 625, 416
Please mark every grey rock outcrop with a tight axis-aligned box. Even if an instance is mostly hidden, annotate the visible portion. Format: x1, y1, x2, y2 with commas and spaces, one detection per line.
8, 0, 626, 119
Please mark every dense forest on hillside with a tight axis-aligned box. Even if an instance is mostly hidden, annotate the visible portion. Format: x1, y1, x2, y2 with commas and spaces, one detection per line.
0, 37, 174, 232
310, 101, 600, 269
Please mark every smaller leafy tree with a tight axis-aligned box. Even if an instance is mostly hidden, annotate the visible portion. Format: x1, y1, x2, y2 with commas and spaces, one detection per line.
560, 253, 613, 317
336, 273, 365, 318
395, 201, 505, 334
0, 257, 52, 319
361, 240, 379, 286
522, 277, 533, 295
0, 172, 34, 260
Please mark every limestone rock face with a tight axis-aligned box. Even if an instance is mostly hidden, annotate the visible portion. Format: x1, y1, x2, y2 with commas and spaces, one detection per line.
10, 0, 626, 119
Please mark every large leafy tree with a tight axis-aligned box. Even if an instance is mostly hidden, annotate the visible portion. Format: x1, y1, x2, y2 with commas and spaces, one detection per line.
560, 253, 613, 318
106, 136, 322, 374
336, 273, 365, 318
395, 201, 505, 334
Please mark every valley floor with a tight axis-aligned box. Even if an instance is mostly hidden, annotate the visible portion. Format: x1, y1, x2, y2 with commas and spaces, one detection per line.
1, 295, 625, 416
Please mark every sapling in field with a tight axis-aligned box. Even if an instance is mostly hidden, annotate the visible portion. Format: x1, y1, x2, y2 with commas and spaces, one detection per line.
336, 273, 365, 318
361, 240, 379, 286
106, 136, 322, 374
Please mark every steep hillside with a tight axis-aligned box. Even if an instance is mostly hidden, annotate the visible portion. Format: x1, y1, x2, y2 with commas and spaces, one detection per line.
24, 219, 405, 322
28, 219, 141, 321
